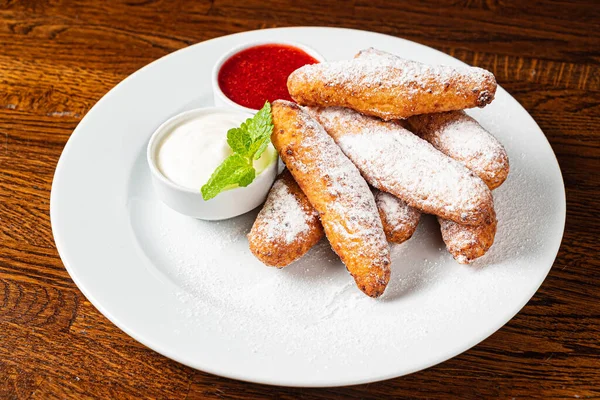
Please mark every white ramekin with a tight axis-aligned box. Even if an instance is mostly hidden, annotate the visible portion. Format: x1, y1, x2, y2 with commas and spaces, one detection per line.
212, 41, 325, 114
147, 107, 278, 220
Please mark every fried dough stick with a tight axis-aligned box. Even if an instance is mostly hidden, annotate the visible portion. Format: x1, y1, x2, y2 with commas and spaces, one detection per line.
307, 106, 494, 226
288, 48, 496, 121
406, 111, 509, 190
248, 173, 419, 268
358, 49, 508, 190
250, 169, 493, 265
248, 170, 324, 267
401, 111, 507, 263
438, 208, 497, 264
271, 100, 391, 297
401, 111, 506, 263
399, 112, 505, 263
374, 189, 421, 244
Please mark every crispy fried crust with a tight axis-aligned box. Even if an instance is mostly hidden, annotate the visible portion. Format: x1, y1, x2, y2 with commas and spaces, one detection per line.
406, 111, 509, 190
438, 207, 497, 264
374, 189, 421, 244
405, 112, 505, 263
307, 106, 494, 226
248, 170, 324, 268
288, 48, 497, 120
251, 179, 419, 265
271, 100, 391, 297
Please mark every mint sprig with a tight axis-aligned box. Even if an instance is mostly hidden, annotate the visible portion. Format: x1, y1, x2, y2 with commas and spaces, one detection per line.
201, 101, 273, 200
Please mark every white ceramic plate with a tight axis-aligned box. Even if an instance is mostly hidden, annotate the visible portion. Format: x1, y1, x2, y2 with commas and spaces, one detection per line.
51, 27, 566, 387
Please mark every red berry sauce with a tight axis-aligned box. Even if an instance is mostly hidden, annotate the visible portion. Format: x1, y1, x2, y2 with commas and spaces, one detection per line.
218, 44, 319, 110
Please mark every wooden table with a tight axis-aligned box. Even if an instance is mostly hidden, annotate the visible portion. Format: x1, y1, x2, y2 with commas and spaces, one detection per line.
1, 1, 599, 398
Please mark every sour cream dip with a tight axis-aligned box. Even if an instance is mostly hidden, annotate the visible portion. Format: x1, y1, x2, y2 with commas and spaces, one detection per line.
156, 110, 276, 191
147, 107, 278, 220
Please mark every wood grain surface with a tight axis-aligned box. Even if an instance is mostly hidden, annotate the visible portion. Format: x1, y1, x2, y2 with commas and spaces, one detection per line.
1, 0, 599, 398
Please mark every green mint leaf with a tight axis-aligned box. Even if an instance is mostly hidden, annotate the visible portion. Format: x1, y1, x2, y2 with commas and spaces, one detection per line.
201, 102, 273, 200
201, 154, 254, 200
237, 166, 256, 187
226, 102, 273, 159
227, 123, 252, 156
247, 101, 273, 160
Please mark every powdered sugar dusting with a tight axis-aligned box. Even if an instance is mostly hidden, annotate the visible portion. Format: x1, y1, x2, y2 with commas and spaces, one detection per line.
252, 178, 310, 245
296, 50, 490, 93
356, 47, 495, 108
273, 102, 390, 285
308, 106, 493, 225
359, 47, 491, 88
438, 207, 497, 264
126, 85, 564, 376
289, 48, 495, 119
374, 189, 421, 239
407, 111, 509, 189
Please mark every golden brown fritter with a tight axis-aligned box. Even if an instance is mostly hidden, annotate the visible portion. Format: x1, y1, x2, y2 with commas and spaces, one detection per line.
373, 189, 421, 244
406, 111, 509, 190
288, 48, 496, 121
248, 170, 324, 268
271, 100, 391, 298
307, 106, 495, 226
438, 208, 497, 264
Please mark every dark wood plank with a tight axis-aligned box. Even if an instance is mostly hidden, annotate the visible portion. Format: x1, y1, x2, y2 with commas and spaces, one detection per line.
1, 0, 599, 398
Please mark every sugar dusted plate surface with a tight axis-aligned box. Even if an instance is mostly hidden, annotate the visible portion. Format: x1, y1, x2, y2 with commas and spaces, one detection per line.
51, 27, 565, 387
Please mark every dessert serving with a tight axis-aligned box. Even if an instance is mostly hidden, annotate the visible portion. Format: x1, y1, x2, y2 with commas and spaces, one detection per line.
52, 27, 566, 385
150, 45, 510, 298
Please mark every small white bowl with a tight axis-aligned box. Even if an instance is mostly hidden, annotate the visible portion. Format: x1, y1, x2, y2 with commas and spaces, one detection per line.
147, 107, 278, 220
212, 40, 325, 113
